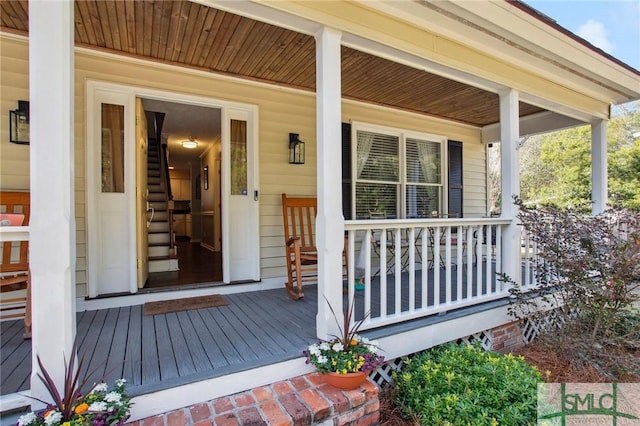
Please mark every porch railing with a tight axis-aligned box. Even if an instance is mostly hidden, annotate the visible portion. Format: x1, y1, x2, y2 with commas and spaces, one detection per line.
0, 224, 29, 244
344, 217, 514, 330
520, 225, 539, 290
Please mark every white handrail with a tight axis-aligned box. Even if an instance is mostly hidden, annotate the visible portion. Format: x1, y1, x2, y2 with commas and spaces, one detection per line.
344, 218, 515, 331
0, 226, 30, 242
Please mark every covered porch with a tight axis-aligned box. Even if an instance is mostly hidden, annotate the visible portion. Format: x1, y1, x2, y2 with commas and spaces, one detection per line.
1, 275, 519, 421
2, 214, 538, 420
2, 0, 639, 421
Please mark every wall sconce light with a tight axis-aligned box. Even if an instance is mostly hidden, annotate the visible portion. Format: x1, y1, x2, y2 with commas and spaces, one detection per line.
9, 100, 29, 144
288, 133, 305, 164
181, 137, 198, 149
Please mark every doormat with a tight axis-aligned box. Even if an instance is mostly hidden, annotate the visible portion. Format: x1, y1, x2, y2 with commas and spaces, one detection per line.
143, 294, 228, 316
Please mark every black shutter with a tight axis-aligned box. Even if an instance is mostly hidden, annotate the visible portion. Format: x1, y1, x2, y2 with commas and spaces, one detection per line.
448, 140, 463, 218
342, 123, 352, 220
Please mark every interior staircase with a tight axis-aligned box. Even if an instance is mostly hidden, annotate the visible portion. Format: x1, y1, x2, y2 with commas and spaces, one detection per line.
146, 112, 179, 273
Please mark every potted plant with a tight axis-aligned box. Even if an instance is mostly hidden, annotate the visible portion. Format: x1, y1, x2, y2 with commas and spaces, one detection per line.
304, 298, 385, 389
16, 341, 132, 426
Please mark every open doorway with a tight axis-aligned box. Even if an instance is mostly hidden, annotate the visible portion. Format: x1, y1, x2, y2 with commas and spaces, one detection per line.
87, 81, 260, 297
140, 98, 223, 289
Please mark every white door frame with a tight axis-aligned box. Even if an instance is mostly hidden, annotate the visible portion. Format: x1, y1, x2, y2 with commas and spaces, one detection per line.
86, 80, 260, 296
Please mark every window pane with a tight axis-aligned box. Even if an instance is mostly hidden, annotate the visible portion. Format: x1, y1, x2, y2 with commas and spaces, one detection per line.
230, 119, 247, 195
406, 138, 440, 184
355, 182, 398, 219
357, 131, 399, 182
101, 103, 125, 193
406, 185, 441, 218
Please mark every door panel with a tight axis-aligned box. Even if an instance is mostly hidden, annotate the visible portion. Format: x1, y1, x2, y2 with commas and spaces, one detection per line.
99, 213, 129, 283
136, 98, 149, 288
87, 86, 136, 297
224, 108, 260, 282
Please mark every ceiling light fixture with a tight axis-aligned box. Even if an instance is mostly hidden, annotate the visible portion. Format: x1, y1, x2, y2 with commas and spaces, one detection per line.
181, 137, 198, 149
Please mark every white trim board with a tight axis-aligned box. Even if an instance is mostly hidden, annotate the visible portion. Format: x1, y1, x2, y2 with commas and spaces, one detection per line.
76, 276, 287, 311
375, 303, 513, 360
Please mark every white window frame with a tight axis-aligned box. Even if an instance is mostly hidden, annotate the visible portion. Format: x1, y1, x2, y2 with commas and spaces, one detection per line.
350, 121, 448, 219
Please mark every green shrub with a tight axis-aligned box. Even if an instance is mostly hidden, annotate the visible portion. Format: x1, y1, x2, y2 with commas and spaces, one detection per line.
393, 343, 542, 426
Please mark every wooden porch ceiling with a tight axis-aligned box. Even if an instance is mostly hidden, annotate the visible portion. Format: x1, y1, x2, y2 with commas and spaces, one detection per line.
1, 0, 545, 127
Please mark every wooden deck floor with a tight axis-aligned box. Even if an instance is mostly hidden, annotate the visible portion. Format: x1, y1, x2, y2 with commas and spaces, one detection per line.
1, 260, 513, 398
1, 287, 320, 397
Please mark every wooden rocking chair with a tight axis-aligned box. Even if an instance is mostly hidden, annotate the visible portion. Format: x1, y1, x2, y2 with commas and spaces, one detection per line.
0, 191, 31, 338
281, 193, 347, 300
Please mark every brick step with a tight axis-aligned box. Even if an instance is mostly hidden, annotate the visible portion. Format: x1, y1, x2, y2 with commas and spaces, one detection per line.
127, 373, 379, 426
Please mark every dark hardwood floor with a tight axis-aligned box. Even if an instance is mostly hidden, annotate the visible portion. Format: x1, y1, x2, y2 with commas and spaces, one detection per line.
145, 238, 223, 289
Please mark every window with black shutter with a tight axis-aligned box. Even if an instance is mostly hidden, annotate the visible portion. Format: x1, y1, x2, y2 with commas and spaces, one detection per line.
342, 122, 452, 219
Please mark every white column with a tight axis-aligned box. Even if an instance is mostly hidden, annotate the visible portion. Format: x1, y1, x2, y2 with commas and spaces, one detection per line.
315, 26, 343, 340
499, 89, 521, 288
591, 119, 608, 214
29, 0, 76, 406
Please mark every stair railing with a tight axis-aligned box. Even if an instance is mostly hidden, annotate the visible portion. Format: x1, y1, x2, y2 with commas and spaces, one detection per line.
159, 141, 176, 257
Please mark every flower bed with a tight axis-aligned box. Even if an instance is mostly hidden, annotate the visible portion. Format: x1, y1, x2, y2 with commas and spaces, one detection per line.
17, 379, 131, 426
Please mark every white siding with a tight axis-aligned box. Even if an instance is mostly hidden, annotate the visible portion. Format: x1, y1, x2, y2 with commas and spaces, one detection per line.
1, 36, 486, 295
0, 37, 30, 190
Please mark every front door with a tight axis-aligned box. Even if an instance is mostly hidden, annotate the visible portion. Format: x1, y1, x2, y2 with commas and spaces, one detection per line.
88, 82, 261, 292
224, 107, 260, 282
87, 86, 136, 296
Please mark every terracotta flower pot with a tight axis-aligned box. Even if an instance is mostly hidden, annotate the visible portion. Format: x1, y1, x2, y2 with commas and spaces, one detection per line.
323, 371, 367, 390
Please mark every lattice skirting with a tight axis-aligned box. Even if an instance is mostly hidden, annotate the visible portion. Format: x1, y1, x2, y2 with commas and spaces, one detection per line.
369, 356, 405, 387
369, 331, 497, 387
521, 307, 581, 344
371, 318, 557, 387
369, 330, 496, 387
370, 309, 571, 387
456, 330, 493, 350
